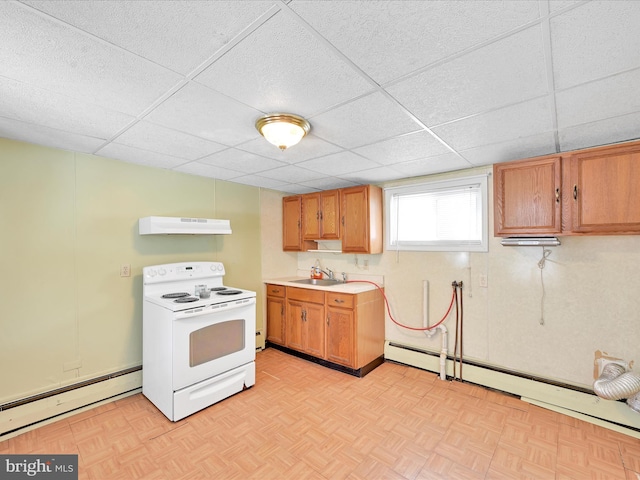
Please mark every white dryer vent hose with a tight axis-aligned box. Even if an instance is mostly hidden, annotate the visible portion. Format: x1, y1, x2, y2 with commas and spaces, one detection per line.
593, 363, 640, 413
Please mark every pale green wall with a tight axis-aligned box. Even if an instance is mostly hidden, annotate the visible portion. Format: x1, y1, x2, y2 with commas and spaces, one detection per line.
0, 138, 262, 404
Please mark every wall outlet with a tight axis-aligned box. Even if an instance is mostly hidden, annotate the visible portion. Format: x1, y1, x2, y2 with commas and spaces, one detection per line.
120, 264, 131, 277
479, 274, 488, 288
597, 358, 628, 376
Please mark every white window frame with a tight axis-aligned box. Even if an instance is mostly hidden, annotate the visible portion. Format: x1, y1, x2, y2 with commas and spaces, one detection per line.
384, 174, 489, 252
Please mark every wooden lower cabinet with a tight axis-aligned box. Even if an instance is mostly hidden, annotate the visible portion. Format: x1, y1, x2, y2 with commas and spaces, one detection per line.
265, 284, 385, 374
326, 300, 354, 366
285, 287, 326, 358
266, 284, 286, 345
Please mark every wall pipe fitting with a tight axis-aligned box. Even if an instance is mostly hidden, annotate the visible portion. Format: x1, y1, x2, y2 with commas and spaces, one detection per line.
424, 325, 448, 381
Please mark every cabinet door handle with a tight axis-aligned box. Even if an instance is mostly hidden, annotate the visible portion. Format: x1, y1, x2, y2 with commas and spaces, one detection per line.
555, 188, 560, 203
319, 211, 323, 220
341, 216, 345, 226
326, 313, 330, 325
316, 211, 319, 220
573, 185, 578, 200
334, 299, 344, 303
302, 309, 307, 322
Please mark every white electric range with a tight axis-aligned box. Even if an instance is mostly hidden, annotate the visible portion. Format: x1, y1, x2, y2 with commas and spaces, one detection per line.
142, 261, 256, 421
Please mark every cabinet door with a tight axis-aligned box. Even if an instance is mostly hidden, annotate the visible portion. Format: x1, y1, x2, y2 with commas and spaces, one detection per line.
302, 193, 321, 240
326, 306, 354, 367
266, 296, 286, 345
286, 301, 305, 352
283, 196, 304, 251
302, 191, 340, 240
568, 145, 640, 234
320, 189, 340, 239
341, 185, 383, 253
303, 303, 326, 358
493, 156, 562, 236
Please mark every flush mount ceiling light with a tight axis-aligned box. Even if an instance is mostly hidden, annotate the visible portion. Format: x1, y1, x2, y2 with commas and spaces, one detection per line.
255, 113, 310, 151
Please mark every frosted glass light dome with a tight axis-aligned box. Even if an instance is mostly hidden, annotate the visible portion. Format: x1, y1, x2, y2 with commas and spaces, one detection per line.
255, 113, 310, 150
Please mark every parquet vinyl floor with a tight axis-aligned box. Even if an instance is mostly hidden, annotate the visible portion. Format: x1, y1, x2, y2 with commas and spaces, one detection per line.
2, 348, 639, 479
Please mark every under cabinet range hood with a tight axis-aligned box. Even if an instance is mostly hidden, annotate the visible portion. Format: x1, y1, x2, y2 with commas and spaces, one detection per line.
500, 237, 560, 247
139, 216, 232, 235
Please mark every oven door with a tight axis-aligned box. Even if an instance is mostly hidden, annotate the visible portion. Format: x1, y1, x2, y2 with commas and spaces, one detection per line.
172, 297, 256, 391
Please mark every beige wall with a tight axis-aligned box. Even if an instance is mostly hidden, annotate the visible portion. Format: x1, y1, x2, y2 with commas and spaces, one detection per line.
259, 168, 640, 392
0, 139, 262, 404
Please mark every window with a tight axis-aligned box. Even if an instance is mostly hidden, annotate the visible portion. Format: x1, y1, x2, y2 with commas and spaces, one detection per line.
385, 175, 488, 252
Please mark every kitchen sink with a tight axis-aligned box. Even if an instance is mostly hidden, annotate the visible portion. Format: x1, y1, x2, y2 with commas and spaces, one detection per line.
290, 278, 345, 286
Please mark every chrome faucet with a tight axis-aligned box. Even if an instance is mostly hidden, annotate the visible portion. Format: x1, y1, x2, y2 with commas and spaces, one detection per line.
320, 268, 334, 280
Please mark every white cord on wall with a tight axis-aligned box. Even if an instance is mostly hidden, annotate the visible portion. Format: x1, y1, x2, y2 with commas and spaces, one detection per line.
537, 248, 552, 325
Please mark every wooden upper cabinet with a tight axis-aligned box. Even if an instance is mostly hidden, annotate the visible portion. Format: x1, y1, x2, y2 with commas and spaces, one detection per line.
493, 139, 640, 237
282, 185, 382, 252
341, 185, 383, 253
282, 195, 315, 251
567, 142, 640, 234
494, 156, 562, 236
302, 190, 340, 240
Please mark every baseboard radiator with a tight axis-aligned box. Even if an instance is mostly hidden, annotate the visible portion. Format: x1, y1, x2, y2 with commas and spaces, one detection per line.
0, 367, 142, 438
384, 341, 640, 439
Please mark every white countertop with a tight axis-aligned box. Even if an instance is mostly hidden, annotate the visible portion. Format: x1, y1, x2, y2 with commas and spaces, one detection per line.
265, 275, 384, 294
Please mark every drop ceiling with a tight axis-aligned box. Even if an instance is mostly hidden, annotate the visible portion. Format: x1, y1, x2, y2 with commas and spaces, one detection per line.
1, 0, 639, 194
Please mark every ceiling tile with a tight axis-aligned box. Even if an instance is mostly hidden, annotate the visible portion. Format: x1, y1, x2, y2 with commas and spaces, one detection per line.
227, 174, 289, 190
299, 177, 360, 190
341, 166, 406, 184
0, 2, 183, 116
114, 121, 227, 160
173, 161, 245, 180
389, 26, 548, 126
290, 0, 540, 84
0, 76, 134, 140
549, 1, 582, 13
96, 142, 188, 169
21, 0, 275, 75
195, 9, 374, 116
144, 82, 263, 146
551, 1, 640, 89
391, 153, 472, 178
556, 68, 640, 129
0, 116, 105, 153
237, 134, 343, 163
461, 132, 558, 166
353, 130, 451, 166
296, 151, 381, 175
559, 112, 640, 152
310, 92, 420, 149
432, 97, 554, 151
199, 148, 287, 174
257, 164, 326, 184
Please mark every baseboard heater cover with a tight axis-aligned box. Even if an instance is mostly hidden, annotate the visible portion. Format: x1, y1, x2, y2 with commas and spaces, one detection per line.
385, 341, 640, 437
0, 367, 142, 437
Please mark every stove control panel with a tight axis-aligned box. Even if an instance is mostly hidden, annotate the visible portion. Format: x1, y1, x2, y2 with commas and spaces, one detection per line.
143, 262, 226, 284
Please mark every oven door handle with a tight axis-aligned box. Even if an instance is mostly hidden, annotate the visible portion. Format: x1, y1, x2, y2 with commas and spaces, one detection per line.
174, 297, 256, 320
